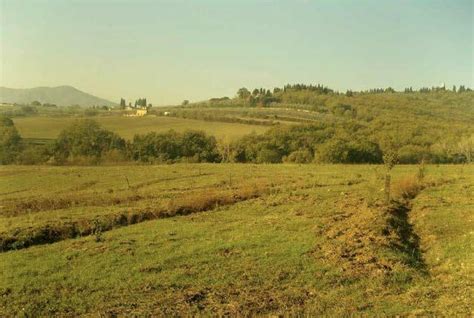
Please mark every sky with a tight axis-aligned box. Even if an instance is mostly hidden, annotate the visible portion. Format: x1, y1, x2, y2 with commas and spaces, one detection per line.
0, 0, 473, 105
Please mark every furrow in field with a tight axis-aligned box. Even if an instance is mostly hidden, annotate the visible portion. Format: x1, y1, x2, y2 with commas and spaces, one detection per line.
0, 181, 272, 252
312, 176, 449, 281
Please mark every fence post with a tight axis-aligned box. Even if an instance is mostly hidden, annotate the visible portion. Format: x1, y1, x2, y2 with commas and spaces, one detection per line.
384, 173, 391, 203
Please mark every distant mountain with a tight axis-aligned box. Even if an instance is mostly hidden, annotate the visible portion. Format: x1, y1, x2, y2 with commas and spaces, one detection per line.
0, 86, 117, 107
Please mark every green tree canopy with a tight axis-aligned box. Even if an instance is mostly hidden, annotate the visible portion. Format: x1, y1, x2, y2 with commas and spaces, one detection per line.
54, 119, 125, 163
0, 115, 22, 164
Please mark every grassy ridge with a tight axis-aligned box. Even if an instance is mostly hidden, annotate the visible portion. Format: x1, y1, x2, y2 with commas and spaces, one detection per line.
1, 181, 270, 251
1, 164, 472, 316
408, 173, 473, 313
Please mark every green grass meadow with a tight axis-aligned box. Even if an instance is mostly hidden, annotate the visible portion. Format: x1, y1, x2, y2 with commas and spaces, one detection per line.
1, 164, 472, 316
12, 115, 269, 141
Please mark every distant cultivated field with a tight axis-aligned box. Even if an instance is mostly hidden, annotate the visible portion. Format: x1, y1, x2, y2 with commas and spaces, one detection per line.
1, 164, 472, 316
12, 115, 270, 140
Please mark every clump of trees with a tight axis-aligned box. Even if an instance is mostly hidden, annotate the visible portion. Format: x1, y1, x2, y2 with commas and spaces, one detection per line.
231, 83, 473, 109
53, 119, 126, 164
0, 116, 23, 164
131, 130, 219, 163
236, 87, 279, 107
227, 123, 384, 164
135, 98, 147, 108
119, 97, 151, 109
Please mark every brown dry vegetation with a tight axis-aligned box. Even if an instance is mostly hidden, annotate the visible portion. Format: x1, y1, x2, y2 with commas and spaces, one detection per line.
391, 175, 428, 201
314, 195, 424, 281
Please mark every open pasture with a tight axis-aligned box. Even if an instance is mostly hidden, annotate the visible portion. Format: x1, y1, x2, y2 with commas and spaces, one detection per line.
1, 164, 472, 316
12, 115, 269, 141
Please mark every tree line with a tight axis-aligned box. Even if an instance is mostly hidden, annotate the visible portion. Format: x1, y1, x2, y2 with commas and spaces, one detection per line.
232, 83, 473, 107
1, 117, 472, 165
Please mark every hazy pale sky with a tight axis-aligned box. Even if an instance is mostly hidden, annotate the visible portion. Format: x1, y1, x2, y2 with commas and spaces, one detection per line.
1, 0, 472, 105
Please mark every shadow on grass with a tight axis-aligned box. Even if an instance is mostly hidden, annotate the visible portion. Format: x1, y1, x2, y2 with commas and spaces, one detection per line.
384, 200, 427, 273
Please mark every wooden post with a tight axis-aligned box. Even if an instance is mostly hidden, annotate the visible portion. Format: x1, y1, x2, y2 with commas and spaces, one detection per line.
384, 173, 391, 203
125, 176, 130, 189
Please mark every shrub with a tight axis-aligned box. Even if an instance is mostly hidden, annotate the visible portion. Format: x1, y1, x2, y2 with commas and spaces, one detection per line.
84, 109, 99, 116
316, 138, 383, 163
315, 139, 350, 163
256, 147, 281, 163
284, 149, 313, 163
16, 145, 51, 165
331, 103, 355, 117
392, 176, 424, 200
398, 145, 431, 164
131, 130, 180, 162
101, 149, 129, 164
180, 130, 220, 162
21, 105, 37, 114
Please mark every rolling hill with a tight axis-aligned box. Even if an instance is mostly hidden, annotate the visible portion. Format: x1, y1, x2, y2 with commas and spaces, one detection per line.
0, 85, 116, 107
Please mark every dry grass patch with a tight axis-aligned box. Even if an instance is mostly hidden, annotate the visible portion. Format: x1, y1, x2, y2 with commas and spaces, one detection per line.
1, 192, 147, 217
313, 191, 427, 284
392, 176, 425, 200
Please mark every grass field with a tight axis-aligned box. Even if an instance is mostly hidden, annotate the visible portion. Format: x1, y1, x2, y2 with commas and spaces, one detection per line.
12, 115, 270, 140
1, 164, 472, 316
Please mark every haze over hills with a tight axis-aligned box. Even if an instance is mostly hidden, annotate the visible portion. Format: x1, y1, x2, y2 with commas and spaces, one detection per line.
0, 86, 116, 107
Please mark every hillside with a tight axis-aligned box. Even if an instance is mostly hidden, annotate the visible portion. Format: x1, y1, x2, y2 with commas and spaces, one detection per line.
179, 86, 474, 129
1, 164, 472, 316
0, 86, 116, 107
153, 87, 474, 164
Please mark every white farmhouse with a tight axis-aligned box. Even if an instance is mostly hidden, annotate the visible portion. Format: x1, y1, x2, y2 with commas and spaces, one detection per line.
124, 107, 148, 117
136, 108, 148, 116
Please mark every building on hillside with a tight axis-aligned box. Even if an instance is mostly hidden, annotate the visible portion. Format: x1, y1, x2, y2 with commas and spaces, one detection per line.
124, 107, 148, 117
136, 108, 147, 116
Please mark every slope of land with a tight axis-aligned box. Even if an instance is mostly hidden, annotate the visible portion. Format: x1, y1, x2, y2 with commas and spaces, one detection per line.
0, 86, 116, 107
1, 164, 472, 316
166, 90, 474, 146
